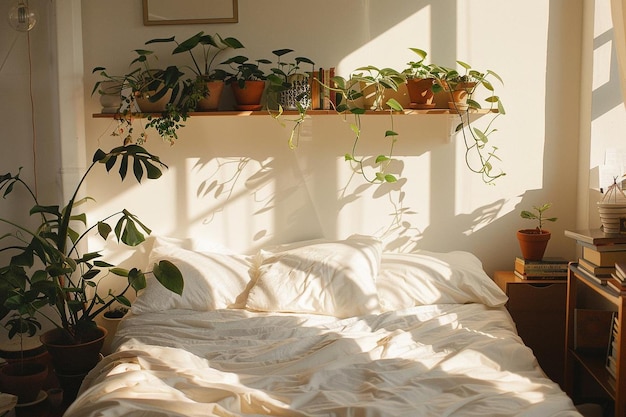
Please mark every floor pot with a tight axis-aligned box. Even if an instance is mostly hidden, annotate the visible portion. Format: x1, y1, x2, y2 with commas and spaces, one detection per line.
517, 229, 551, 261
0, 362, 47, 404
197, 80, 225, 111
231, 80, 266, 110
40, 326, 107, 376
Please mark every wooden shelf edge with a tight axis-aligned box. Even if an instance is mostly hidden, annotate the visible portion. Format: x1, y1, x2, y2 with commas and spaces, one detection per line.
570, 348, 617, 400
92, 108, 496, 119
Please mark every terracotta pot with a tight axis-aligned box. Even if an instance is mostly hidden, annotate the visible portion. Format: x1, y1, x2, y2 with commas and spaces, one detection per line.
135, 88, 173, 113
517, 229, 551, 261
360, 82, 409, 110
231, 80, 266, 110
197, 80, 225, 111
405, 78, 435, 107
40, 326, 107, 376
0, 362, 47, 404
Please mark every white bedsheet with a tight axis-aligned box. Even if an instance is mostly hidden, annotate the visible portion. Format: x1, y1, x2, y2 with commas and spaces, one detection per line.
65, 304, 581, 417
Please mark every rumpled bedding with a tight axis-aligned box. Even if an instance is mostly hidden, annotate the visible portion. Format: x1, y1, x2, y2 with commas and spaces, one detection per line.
64, 304, 581, 417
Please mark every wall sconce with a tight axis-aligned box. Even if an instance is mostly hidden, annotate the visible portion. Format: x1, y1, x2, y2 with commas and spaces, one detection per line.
8, 0, 37, 32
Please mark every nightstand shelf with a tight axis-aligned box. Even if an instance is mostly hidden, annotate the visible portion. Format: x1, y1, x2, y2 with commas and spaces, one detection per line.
565, 264, 626, 416
493, 270, 567, 388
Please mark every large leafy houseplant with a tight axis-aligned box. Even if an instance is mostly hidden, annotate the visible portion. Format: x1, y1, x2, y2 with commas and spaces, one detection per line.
0, 145, 184, 346
145, 32, 245, 112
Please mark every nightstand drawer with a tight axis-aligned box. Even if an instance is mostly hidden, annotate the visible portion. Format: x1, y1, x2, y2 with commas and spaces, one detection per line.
507, 282, 567, 313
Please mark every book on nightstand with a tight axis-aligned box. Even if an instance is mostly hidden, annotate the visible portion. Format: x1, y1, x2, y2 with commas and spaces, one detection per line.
513, 256, 568, 279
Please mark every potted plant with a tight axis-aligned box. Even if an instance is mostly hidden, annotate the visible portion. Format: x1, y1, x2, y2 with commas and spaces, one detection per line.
146, 32, 245, 112
316, 71, 403, 184
222, 55, 271, 110
92, 49, 185, 144
0, 314, 48, 405
349, 65, 406, 111
0, 145, 184, 400
428, 60, 506, 184
98, 306, 128, 355
266, 48, 315, 112
402, 48, 437, 109
517, 202, 558, 261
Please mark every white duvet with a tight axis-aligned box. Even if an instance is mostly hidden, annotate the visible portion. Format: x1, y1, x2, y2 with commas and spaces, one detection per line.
65, 304, 581, 417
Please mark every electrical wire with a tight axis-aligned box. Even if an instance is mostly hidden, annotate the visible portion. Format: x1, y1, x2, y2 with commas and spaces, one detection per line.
27, 30, 37, 197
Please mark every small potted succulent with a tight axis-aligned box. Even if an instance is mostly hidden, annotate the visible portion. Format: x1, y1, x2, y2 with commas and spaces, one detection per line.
517, 202, 558, 261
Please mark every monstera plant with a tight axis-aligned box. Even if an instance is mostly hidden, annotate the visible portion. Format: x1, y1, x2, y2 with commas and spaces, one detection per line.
0, 145, 183, 349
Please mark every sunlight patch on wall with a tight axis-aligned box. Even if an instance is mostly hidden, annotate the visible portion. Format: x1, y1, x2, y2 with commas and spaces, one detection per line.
185, 156, 276, 249
336, 5, 432, 76
593, 39, 613, 90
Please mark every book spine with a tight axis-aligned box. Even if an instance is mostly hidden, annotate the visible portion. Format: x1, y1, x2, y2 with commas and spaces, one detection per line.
513, 270, 566, 280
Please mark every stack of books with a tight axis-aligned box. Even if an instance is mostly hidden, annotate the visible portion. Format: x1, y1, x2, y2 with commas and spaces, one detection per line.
607, 261, 626, 294
565, 229, 626, 285
514, 256, 568, 280
606, 312, 619, 387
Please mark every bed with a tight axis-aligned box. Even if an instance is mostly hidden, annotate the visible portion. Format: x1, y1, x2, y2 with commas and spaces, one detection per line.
63, 235, 582, 417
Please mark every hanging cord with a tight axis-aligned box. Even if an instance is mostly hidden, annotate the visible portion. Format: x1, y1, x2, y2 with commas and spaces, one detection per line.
26, 30, 37, 197
0, 30, 37, 197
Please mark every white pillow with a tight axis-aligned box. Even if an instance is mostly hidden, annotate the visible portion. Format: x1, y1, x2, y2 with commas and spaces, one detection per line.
376, 251, 508, 310
245, 235, 383, 318
131, 243, 253, 314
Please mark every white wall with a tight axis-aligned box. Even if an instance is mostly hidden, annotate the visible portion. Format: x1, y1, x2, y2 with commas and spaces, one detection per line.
74, 0, 589, 277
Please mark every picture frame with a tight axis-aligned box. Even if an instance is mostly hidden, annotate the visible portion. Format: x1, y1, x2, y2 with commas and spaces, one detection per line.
142, 0, 238, 25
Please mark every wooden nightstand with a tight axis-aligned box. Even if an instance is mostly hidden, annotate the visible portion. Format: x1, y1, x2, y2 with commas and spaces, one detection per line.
493, 270, 567, 388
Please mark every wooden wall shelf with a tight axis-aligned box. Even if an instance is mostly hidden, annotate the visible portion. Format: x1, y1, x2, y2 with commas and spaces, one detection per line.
92, 109, 495, 142
92, 108, 495, 118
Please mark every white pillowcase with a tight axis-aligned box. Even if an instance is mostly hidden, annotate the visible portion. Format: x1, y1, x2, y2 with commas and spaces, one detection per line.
132, 242, 253, 314
376, 251, 508, 310
245, 235, 383, 318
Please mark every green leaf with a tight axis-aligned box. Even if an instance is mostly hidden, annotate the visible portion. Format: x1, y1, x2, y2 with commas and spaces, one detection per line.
272, 48, 293, 57
386, 99, 403, 112
172, 33, 203, 53
133, 157, 144, 183
128, 268, 147, 292
97, 221, 112, 240
375, 155, 390, 163
119, 155, 128, 180
384, 130, 398, 138
82, 269, 100, 280
110, 267, 129, 277
153, 260, 184, 296
384, 174, 397, 183
145, 36, 176, 45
